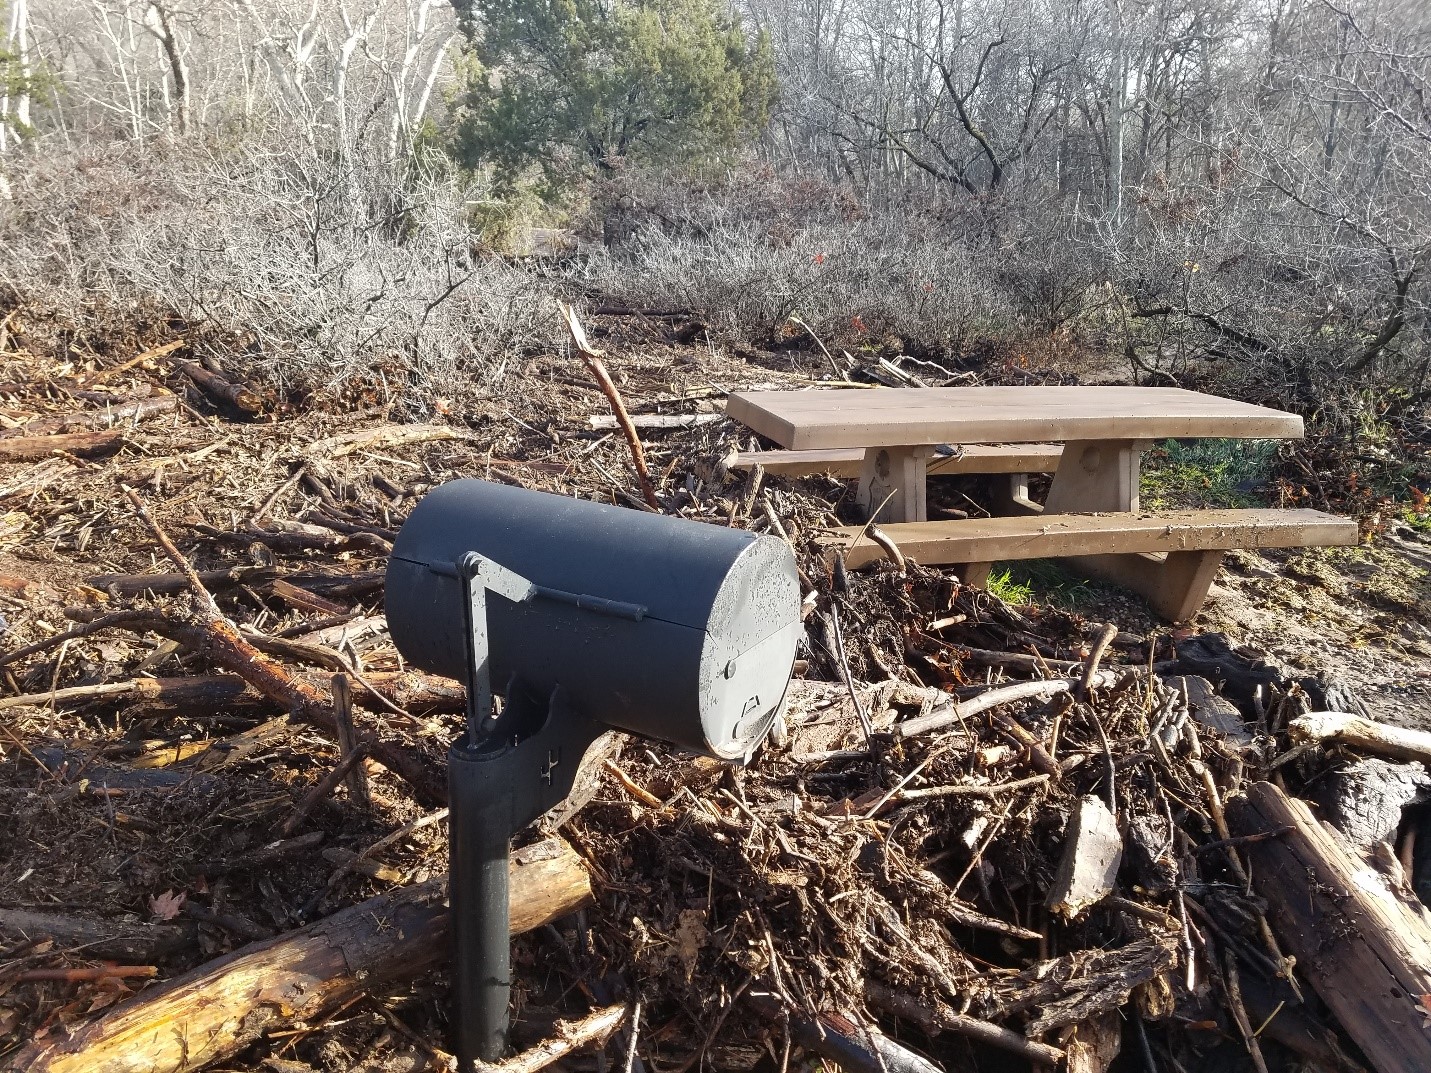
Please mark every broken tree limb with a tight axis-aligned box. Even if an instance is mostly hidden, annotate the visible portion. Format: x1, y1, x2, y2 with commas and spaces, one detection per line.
0, 429, 126, 461
865, 980, 1063, 1066
3, 838, 592, 1073
1290, 711, 1431, 765
559, 301, 661, 512
173, 360, 262, 414
0, 669, 463, 720
896, 672, 1120, 741
0, 395, 178, 438
1227, 781, 1431, 1073
304, 423, 479, 459
477, 1004, 627, 1073
746, 992, 942, 1073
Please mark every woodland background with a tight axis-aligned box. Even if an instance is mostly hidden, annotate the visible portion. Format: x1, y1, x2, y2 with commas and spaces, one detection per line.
0, 0, 1428, 511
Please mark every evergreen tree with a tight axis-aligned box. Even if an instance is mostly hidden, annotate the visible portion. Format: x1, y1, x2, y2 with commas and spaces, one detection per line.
451, 0, 775, 192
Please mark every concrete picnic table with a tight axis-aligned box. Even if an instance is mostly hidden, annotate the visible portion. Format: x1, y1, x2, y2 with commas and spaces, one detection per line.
726, 385, 1303, 523
725, 385, 1352, 620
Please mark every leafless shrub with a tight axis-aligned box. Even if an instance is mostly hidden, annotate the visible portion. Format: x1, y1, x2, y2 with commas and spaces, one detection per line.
582, 173, 1019, 357
0, 138, 559, 405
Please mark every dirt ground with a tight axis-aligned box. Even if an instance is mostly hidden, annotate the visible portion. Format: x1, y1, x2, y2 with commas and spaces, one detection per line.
2, 314, 1429, 1072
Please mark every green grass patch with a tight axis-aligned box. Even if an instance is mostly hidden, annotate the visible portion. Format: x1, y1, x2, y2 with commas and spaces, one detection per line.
1141, 438, 1281, 510
985, 560, 1097, 609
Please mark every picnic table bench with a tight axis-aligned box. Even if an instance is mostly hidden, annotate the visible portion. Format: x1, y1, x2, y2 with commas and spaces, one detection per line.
726, 385, 1358, 620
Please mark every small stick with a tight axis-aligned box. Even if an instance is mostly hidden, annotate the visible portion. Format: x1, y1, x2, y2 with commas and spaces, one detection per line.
123, 485, 214, 607
1078, 622, 1118, 700
865, 981, 1063, 1066
602, 759, 663, 808
253, 463, 307, 522
1223, 949, 1271, 1073
330, 673, 370, 808
622, 1000, 642, 1073
18, 965, 158, 983
280, 744, 371, 836
828, 606, 873, 746
559, 302, 660, 512
761, 492, 791, 544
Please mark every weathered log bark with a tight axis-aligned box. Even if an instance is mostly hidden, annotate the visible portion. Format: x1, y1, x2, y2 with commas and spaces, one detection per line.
4, 838, 592, 1073
0, 429, 126, 460
1227, 781, 1431, 1073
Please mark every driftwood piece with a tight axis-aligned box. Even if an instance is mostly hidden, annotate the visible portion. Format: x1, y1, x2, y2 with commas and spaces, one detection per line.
0, 909, 197, 964
4, 838, 592, 1073
0, 429, 126, 461
587, 413, 722, 430
1316, 758, 1430, 850
174, 360, 261, 414
559, 301, 660, 512
1177, 674, 1252, 743
1227, 781, 1431, 1073
1047, 795, 1123, 919
1291, 711, 1431, 764
0, 396, 178, 439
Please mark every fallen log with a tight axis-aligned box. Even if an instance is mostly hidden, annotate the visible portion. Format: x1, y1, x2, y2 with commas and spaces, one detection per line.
0, 396, 178, 439
1227, 781, 1431, 1073
0, 429, 126, 461
4, 838, 592, 1073
86, 567, 385, 599
1290, 711, 1431, 765
0, 909, 197, 964
174, 360, 262, 414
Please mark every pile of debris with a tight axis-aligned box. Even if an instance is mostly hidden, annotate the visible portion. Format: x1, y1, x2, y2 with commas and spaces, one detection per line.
0, 326, 1429, 1073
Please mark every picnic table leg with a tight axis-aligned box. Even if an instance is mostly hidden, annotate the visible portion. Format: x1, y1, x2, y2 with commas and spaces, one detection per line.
856, 446, 931, 523
1043, 440, 1144, 513
1039, 439, 1224, 621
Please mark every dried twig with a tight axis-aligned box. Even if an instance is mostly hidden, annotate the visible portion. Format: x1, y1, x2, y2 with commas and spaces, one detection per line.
559, 302, 660, 511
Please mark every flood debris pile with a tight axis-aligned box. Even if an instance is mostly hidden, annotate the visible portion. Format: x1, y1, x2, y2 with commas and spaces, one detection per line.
0, 331, 1429, 1073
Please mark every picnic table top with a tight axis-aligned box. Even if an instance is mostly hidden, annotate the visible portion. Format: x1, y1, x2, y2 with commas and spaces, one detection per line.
725, 385, 1304, 451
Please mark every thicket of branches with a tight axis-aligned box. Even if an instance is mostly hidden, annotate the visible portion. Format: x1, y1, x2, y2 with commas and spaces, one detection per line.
0, 0, 1426, 454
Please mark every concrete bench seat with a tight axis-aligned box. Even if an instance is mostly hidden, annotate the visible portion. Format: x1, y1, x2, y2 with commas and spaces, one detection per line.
825, 508, 1358, 621
731, 443, 1063, 479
